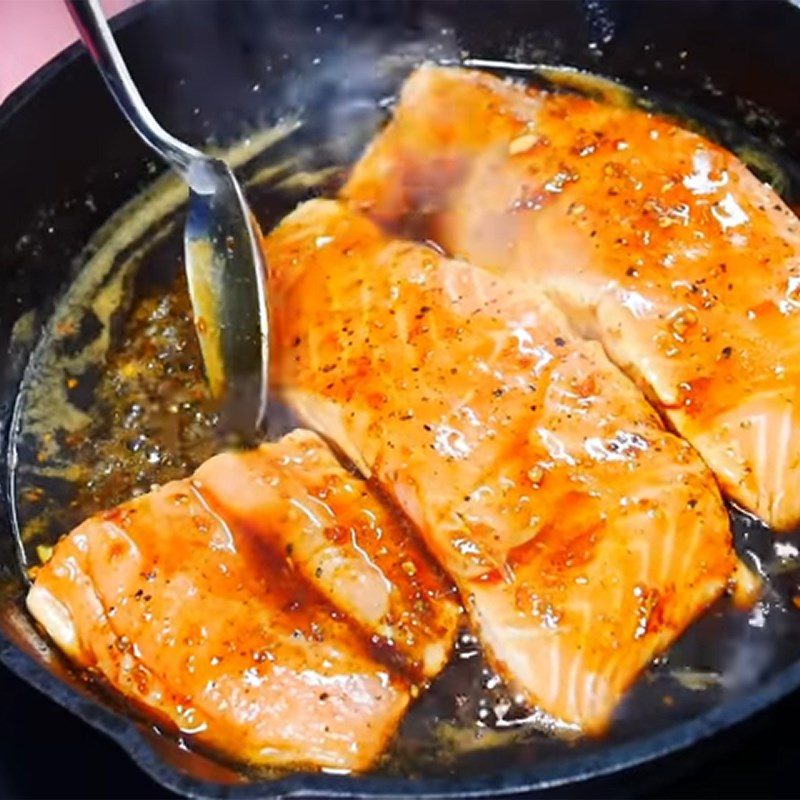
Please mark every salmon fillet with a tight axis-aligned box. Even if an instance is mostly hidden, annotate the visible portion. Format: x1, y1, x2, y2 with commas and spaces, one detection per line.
344, 65, 800, 530
265, 198, 737, 734
28, 429, 455, 771
194, 429, 460, 679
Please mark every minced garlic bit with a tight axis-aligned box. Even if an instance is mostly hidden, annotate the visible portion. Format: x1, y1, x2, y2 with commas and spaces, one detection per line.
401, 560, 418, 577
36, 543, 54, 564
508, 134, 538, 156
527, 466, 544, 486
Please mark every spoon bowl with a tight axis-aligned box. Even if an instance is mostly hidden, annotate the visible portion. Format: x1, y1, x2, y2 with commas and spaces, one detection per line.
184, 157, 269, 434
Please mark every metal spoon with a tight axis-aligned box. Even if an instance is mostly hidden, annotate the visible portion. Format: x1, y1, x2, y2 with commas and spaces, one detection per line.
66, 0, 269, 437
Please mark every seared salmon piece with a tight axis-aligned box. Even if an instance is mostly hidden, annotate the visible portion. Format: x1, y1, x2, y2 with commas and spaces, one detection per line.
194, 429, 460, 679
265, 198, 737, 734
344, 65, 800, 530
27, 436, 414, 771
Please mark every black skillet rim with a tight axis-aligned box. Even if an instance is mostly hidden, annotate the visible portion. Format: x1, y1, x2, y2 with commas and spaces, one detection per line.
3, 4, 800, 798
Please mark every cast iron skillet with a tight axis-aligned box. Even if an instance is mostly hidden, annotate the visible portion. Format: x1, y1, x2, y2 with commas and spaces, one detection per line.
4, 1, 800, 797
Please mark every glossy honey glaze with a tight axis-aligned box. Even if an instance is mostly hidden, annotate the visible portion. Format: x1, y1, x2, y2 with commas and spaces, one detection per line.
28, 427, 460, 771
193, 431, 461, 680
9, 67, 800, 778
265, 197, 738, 734
28, 464, 411, 772
344, 65, 800, 531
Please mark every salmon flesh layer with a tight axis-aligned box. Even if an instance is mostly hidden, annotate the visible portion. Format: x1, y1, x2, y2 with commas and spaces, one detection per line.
265, 198, 737, 734
344, 65, 800, 530
28, 429, 459, 771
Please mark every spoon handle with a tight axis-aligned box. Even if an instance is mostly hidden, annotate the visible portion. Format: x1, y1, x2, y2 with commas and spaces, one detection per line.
65, 0, 201, 177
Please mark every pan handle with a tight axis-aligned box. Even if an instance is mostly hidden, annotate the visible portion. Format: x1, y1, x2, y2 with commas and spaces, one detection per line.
64, 0, 201, 178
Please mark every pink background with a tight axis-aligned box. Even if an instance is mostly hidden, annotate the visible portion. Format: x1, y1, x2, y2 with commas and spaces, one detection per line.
0, 0, 139, 104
